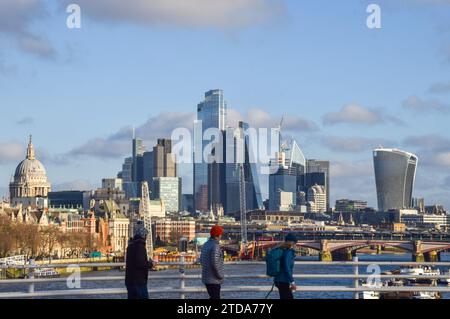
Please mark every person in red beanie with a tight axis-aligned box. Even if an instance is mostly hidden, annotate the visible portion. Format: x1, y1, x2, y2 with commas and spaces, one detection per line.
200, 225, 224, 299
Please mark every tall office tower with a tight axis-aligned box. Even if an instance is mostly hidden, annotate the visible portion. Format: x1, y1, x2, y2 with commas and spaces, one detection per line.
304, 159, 330, 211
373, 148, 418, 212
193, 89, 227, 213
132, 137, 145, 181
120, 157, 135, 198
225, 122, 263, 215
268, 138, 306, 211
153, 138, 177, 177
131, 136, 145, 197
208, 131, 227, 214
142, 151, 154, 187
152, 177, 182, 213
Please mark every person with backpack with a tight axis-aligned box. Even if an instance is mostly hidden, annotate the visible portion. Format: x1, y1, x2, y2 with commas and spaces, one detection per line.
266, 233, 297, 299
200, 225, 225, 299
125, 226, 155, 299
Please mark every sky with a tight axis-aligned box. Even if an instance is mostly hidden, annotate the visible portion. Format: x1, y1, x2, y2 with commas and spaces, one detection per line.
0, 0, 449, 209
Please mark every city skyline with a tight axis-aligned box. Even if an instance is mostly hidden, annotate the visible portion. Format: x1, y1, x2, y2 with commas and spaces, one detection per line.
0, 1, 450, 208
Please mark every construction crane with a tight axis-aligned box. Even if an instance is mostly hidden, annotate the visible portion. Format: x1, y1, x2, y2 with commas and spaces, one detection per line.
140, 182, 154, 258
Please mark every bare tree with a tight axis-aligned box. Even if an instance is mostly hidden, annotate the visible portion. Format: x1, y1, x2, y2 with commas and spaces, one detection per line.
0, 216, 13, 258
13, 223, 40, 259
38, 226, 61, 261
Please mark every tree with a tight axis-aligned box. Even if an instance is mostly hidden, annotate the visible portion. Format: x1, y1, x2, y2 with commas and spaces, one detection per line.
0, 216, 13, 258
13, 223, 40, 259
38, 226, 61, 260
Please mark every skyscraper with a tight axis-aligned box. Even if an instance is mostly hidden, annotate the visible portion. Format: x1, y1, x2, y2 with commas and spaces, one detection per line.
153, 138, 176, 178
225, 122, 263, 214
142, 150, 154, 187
132, 136, 145, 182
269, 171, 298, 211
119, 157, 135, 198
152, 177, 182, 213
373, 148, 418, 212
268, 138, 306, 211
304, 159, 330, 211
193, 89, 227, 213
131, 136, 145, 197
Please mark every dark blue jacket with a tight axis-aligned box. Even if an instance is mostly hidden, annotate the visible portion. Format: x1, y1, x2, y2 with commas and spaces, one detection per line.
274, 248, 295, 284
125, 237, 153, 286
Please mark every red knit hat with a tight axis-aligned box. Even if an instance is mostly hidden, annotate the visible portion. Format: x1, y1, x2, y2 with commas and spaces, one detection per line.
210, 225, 224, 237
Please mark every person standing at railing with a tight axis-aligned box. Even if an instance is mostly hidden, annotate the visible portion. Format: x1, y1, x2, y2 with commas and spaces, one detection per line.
125, 227, 155, 299
274, 233, 297, 299
200, 226, 225, 299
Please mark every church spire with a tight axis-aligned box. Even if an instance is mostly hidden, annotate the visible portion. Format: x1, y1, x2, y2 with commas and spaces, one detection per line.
26, 135, 35, 160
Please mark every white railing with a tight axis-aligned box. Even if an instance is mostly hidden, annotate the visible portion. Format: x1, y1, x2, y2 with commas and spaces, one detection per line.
1, 258, 450, 299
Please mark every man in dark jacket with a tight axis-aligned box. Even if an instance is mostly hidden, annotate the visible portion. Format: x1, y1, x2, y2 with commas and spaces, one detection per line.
200, 226, 224, 299
274, 233, 297, 299
125, 227, 154, 299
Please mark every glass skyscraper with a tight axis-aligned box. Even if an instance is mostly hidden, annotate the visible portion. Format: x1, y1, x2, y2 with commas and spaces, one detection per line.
225, 122, 263, 214
373, 148, 418, 212
193, 89, 227, 212
269, 170, 298, 211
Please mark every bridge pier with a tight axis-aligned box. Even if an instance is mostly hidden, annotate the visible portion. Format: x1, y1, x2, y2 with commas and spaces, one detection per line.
319, 251, 332, 262
375, 245, 382, 255
413, 253, 425, 262
424, 251, 439, 262
320, 240, 332, 262
412, 240, 424, 262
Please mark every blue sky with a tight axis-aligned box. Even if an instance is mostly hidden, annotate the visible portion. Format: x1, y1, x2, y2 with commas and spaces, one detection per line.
0, 0, 449, 208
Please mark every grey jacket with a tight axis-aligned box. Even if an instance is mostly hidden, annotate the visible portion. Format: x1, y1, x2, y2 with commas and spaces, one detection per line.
200, 238, 224, 285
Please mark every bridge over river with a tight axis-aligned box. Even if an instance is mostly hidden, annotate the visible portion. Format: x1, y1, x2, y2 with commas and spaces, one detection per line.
222, 230, 450, 261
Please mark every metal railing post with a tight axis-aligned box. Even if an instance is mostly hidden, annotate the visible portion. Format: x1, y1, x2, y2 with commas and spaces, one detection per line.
353, 256, 359, 299
179, 255, 186, 300
28, 260, 35, 295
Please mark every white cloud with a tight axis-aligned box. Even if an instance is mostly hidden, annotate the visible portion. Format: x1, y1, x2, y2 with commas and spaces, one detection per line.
435, 152, 450, 166
322, 104, 398, 126
331, 160, 373, 178
403, 134, 450, 152
68, 107, 317, 160
18, 34, 56, 59
61, 0, 286, 29
329, 160, 376, 207
0, 142, 25, 165
0, 0, 56, 59
402, 95, 450, 113
69, 111, 195, 159
322, 136, 395, 153
228, 108, 318, 132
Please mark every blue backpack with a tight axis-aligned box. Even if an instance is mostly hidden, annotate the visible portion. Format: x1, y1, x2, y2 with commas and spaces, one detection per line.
266, 247, 284, 277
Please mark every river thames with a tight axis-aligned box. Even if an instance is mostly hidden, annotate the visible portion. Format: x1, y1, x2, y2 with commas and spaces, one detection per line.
1, 253, 450, 299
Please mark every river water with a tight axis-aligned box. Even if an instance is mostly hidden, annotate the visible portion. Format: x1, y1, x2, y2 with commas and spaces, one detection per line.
1, 253, 450, 299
